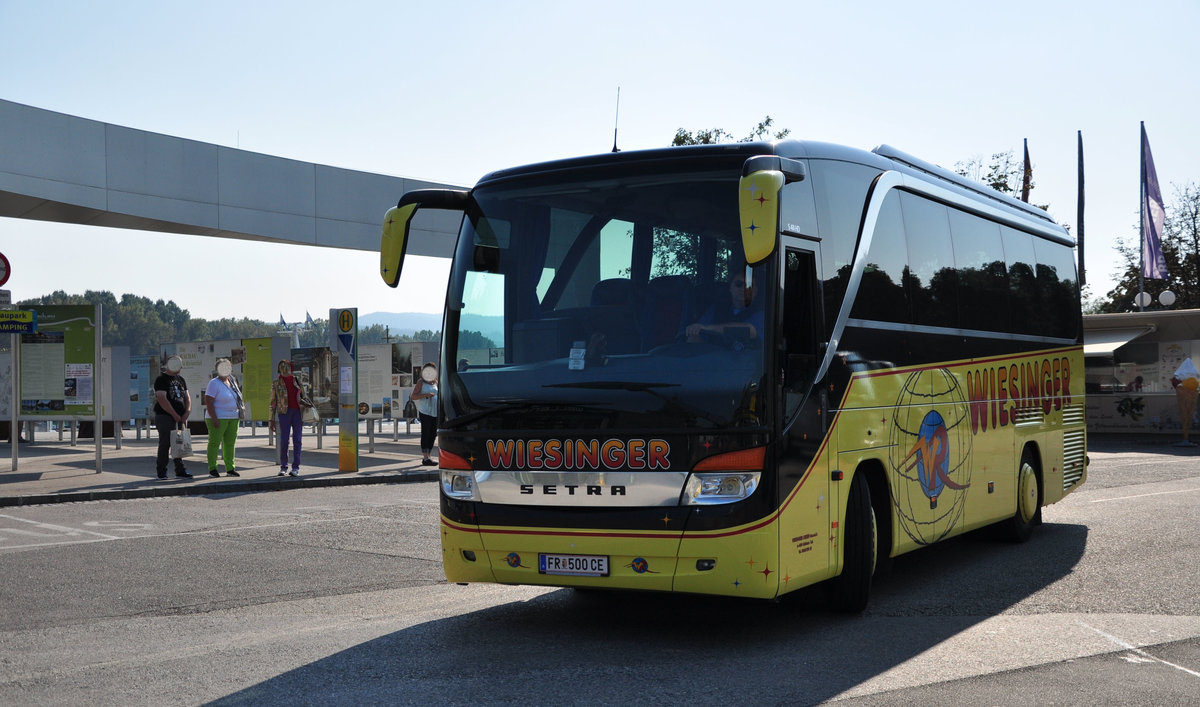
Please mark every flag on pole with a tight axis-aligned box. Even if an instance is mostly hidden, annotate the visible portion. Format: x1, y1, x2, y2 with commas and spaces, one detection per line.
1141, 122, 1168, 280
278, 314, 287, 328
1020, 138, 1032, 203
305, 311, 314, 327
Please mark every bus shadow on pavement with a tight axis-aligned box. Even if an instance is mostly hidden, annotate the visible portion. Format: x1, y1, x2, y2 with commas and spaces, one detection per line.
210, 522, 1087, 705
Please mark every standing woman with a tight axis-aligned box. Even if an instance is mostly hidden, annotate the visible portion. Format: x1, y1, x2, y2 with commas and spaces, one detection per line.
203, 358, 242, 477
269, 360, 308, 477
412, 362, 439, 466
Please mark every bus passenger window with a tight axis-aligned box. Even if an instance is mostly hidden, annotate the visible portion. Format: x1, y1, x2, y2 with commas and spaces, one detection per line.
900, 193, 958, 329
948, 208, 1007, 332
1002, 227, 1038, 336
851, 192, 910, 324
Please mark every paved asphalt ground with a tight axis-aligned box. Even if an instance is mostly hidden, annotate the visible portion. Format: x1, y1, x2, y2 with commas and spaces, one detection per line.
0, 422, 438, 506
0, 428, 1197, 704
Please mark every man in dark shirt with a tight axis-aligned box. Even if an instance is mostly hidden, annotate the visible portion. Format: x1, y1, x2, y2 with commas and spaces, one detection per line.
153, 355, 193, 479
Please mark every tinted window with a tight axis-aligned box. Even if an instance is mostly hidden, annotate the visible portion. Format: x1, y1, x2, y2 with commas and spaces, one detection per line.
812, 160, 880, 335
781, 176, 819, 238
446, 166, 766, 431
1034, 238, 1080, 339
1002, 226, 1038, 336
546, 208, 599, 308
948, 208, 1007, 332
851, 191, 910, 323
899, 192, 957, 328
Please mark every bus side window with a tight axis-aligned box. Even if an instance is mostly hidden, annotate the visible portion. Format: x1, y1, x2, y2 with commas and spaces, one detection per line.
899, 192, 958, 329
782, 247, 820, 417
850, 191, 910, 324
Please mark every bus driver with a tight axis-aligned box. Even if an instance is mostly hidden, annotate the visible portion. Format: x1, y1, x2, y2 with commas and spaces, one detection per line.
685, 269, 764, 344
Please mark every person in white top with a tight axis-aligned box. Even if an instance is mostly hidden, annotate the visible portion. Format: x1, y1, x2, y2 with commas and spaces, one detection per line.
412, 363, 439, 466
204, 358, 243, 477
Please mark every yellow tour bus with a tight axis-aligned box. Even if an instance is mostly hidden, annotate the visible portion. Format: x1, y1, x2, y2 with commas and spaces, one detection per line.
380, 140, 1086, 611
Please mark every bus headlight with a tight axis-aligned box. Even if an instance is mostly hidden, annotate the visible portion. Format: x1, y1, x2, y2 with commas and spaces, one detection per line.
681, 472, 761, 505
441, 470, 479, 501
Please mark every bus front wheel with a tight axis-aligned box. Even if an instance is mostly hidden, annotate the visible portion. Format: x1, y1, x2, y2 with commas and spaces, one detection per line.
827, 472, 877, 613
1005, 448, 1042, 542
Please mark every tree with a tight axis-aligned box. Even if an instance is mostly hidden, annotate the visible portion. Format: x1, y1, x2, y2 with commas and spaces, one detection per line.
671, 115, 790, 146
657, 118, 792, 279
1099, 181, 1200, 312
10, 291, 486, 354
954, 150, 1049, 211
17, 291, 297, 353
458, 330, 497, 349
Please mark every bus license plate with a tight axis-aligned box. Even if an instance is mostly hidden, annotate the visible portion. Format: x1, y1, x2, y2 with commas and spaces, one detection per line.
538, 553, 609, 577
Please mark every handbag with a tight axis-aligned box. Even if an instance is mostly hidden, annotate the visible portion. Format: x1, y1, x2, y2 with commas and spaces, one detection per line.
170, 426, 192, 458
230, 377, 247, 420
298, 385, 318, 424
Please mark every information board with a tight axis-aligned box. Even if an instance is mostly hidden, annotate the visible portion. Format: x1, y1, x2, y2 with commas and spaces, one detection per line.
129, 354, 157, 419
20, 304, 99, 418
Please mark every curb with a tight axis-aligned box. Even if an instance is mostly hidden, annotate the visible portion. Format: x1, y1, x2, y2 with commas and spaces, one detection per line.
0, 469, 439, 508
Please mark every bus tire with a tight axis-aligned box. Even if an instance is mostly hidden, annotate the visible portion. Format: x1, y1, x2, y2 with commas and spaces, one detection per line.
1005, 448, 1042, 543
827, 472, 876, 613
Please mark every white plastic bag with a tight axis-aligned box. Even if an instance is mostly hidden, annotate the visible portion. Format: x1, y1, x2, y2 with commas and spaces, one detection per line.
170, 427, 192, 458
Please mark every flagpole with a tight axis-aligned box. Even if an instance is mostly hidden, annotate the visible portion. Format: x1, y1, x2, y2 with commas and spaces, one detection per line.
1139, 121, 1146, 312
1020, 138, 1031, 203
1077, 130, 1085, 288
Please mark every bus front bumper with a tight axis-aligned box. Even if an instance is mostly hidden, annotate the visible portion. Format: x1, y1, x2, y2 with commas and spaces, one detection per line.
441, 517, 782, 599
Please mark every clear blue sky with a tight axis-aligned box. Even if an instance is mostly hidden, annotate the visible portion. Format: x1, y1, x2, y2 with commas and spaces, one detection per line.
2, 0, 1197, 321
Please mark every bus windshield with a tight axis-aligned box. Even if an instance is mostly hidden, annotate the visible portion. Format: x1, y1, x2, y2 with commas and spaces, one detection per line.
443, 165, 770, 432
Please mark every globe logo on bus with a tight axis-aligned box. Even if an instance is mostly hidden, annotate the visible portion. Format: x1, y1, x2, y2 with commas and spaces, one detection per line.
887, 368, 972, 545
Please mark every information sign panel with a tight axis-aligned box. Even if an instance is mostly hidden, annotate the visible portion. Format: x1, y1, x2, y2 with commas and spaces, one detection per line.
0, 310, 36, 334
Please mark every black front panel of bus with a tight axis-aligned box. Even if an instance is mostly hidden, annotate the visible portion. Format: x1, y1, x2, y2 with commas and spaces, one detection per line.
439, 430, 779, 532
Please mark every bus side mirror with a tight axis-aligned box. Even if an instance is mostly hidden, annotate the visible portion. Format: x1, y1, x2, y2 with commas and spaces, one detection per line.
380, 188, 470, 288
380, 203, 418, 288
739, 170, 784, 266
738, 157, 802, 266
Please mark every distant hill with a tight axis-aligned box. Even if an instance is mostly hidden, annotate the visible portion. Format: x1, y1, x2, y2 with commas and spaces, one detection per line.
359, 311, 504, 346
359, 311, 443, 335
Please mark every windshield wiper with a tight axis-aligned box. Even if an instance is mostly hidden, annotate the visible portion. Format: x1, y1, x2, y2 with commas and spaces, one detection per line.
543, 381, 680, 391
443, 398, 592, 428
545, 381, 729, 427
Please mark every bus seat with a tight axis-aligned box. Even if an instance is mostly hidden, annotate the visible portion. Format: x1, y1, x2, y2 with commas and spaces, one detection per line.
589, 278, 639, 354
590, 278, 633, 306
695, 281, 727, 320
641, 275, 694, 349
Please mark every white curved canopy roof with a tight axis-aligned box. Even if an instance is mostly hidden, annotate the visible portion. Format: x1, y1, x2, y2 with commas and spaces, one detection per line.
0, 99, 461, 257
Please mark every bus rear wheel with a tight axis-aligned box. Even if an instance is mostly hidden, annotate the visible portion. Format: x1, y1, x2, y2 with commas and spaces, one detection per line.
827, 472, 877, 613
1005, 448, 1042, 542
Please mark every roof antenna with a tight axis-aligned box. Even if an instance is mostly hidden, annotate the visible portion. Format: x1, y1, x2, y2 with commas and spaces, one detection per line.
611, 87, 621, 153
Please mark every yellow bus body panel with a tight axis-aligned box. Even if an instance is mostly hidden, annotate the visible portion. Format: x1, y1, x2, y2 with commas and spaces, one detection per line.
442, 522, 494, 584
675, 523, 780, 598
828, 347, 1086, 559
